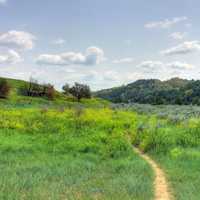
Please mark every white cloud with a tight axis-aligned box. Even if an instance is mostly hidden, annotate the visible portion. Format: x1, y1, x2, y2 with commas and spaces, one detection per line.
137, 61, 163, 69
169, 32, 186, 40
103, 71, 120, 81
145, 16, 188, 29
85, 47, 104, 65
167, 62, 195, 70
161, 41, 200, 56
0, 50, 22, 64
83, 70, 120, 82
36, 46, 104, 66
112, 57, 134, 64
52, 38, 66, 45
137, 60, 195, 71
0, 30, 36, 50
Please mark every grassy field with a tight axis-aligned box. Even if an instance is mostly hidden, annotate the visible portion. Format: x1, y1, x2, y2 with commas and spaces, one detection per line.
124, 104, 200, 200
0, 106, 154, 200
1, 78, 200, 200
153, 149, 200, 200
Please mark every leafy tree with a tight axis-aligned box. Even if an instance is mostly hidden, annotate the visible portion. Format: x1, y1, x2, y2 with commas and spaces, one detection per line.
19, 77, 56, 100
0, 79, 11, 98
19, 77, 41, 97
69, 83, 91, 102
62, 83, 70, 95
45, 84, 55, 100
95, 78, 198, 105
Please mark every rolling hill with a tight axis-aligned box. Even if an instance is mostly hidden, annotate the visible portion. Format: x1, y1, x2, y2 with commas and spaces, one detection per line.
0, 77, 109, 108
95, 77, 200, 105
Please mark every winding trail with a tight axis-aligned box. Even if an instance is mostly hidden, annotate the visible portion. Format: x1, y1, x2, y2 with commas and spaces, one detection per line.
134, 148, 173, 200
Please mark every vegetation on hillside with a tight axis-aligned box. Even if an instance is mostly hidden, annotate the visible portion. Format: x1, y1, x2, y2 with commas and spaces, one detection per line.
113, 103, 200, 200
0, 76, 200, 200
0, 77, 93, 105
95, 77, 200, 105
0, 79, 11, 98
0, 106, 153, 200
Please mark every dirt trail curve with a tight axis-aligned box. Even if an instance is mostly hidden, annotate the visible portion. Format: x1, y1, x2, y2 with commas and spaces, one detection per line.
134, 148, 173, 200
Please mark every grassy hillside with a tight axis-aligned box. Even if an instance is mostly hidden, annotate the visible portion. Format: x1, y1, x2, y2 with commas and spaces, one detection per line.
1, 76, 200, 200
114, 103, 200, 200
0, 77, 109, 108
0, 106, 154, 200
0, 77, 154, 199
95, 77, 200, 105
1, 101, 200, 199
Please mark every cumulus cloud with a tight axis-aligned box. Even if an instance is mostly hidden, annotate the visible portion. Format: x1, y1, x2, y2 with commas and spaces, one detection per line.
0, 50, 22, 64
0, 30, 36, 50
145, 16, 188, 29
52, 38, 66, 45
36, 46, 104, 66
103, 71, 120, 81
166, 62, 195, 70
137, 61, 163, 69
161, 41, 200, 56
169, 32, 186, 40
112, 57, 134, 64
137, 60, 195, 71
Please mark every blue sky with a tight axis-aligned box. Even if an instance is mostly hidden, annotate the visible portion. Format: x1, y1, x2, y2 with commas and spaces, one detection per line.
0, 0, 200, 90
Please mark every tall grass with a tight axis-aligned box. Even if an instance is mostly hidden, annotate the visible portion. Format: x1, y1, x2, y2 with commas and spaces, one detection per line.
122, 105, 200, 200
0, 106, 154, 200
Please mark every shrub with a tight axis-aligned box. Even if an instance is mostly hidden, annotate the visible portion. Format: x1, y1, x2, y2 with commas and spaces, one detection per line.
44, 84, 55, 100
19, 78, 55, 100
62, 83, 70, 95
19, 78, 43, 97
0, 79, 11, 98
69, 83, 91, 102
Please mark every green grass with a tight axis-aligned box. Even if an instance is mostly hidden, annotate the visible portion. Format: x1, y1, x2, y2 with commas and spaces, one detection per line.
129, 110, 200, 200
151, 148, 200, 200
0, 76, 110, 109
1, 76, 200, 200
0, 107, 154, 200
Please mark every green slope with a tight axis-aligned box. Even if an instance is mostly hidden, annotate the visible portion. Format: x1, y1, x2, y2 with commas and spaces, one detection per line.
0, 77, 109, 108
94, 77, 200, 105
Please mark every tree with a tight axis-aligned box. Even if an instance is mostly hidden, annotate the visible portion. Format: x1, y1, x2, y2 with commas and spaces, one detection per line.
0, 79, 11, 98
69, 83, 91, 102
19, 77, 41, 97
19, 77, 56, 100
62, 83, 70, 95
45, 84, 55, 100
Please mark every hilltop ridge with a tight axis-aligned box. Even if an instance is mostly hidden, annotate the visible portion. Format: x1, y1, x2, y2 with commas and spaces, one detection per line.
95, 77, 200, 105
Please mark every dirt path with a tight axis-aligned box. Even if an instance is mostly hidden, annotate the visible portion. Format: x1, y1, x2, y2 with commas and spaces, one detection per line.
134, 148, 173, 200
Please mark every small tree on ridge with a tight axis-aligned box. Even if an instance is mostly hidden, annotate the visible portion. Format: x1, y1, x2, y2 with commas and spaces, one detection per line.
69, 83, 91, 102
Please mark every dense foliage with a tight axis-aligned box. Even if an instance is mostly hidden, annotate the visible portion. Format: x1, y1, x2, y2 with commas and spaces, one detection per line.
19, 78, 56, 100
0, 79, 11, 98
95, 78, 200, 105
69, 82, 92, 101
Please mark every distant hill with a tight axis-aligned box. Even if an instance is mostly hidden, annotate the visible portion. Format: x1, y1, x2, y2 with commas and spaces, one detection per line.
95, 78, 200, 105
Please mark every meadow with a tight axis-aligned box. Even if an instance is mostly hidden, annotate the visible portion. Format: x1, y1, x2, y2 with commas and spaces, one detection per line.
115, 103, 200, 200
0, 81, 200, 200
0, 105, 154, 200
